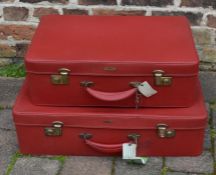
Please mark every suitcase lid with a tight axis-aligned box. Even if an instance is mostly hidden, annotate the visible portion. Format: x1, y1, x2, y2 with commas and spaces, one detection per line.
25, 15, 199, 76
13, 82, 207, 130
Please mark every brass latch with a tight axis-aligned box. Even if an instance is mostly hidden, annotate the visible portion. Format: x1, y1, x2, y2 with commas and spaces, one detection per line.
45, 121, 64, 136
51, 68, 70, 85
157, 124, 176, 138
153, 70, 172, 86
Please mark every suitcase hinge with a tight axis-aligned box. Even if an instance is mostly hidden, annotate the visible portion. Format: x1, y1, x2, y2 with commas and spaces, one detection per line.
153, 70, 172, 86
51, 68, 70, 85
129, 82, 141, 88
45, 121, 64, 136
79, 133, 93, 139
128, 133, 141, 144
157, 124, 176, 138
80, 81, 95, 87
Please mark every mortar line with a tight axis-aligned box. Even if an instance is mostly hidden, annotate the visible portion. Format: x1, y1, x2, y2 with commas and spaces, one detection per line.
209, 102, 216, 174
161, 157, 168, 175
111, 157, 116, 175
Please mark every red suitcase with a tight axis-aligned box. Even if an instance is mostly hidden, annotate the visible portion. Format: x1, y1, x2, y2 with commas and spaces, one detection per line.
25, 15, 199, 108
13, 81, 207, 156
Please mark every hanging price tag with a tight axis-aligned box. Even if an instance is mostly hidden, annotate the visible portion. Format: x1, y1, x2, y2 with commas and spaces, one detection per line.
122, 143, 149, 165
127, 157, 149, 165
137, 81, 157, 97
122, 143, 137, 159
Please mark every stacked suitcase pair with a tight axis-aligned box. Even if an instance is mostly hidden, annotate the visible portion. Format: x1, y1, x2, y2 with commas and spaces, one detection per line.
13, 15, 207, 156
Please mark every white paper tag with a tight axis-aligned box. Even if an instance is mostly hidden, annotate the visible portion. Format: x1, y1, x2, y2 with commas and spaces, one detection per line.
137, 81, 157, 97
127, 157, 149, 165
122, 143, 137, 159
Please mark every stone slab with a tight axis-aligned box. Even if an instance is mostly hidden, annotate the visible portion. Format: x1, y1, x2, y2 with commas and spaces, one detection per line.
0, 130, 17, 175
167, 172, 188, 175
199, 72, 216, 102
10, 157, 61, 175
60, 156, 113, 175
0, 109, 15, 130
115, 157, 162, 175
0, 77, 24, 108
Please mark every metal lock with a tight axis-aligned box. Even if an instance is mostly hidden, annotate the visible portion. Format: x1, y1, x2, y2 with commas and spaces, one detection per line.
80, 81, 95, 87
44, 121, 64, 136
128, 133, 141, 144
157, 124, 176, 138
51, 68, 70, 85
153, 70, 172, 86
79, 133, 93, 139
129, 81, 141, 88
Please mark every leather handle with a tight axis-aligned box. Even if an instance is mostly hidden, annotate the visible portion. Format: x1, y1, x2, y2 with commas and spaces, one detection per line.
84, 139, 123, 153
86, 87, 136, 101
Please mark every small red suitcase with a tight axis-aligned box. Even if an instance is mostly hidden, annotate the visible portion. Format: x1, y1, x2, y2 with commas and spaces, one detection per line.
13, 81, 207, 156
25, 15, 199, 108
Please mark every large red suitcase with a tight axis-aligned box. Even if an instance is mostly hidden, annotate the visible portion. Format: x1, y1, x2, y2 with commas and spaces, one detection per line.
25, 15, 199, 108
13, 81, 207, 156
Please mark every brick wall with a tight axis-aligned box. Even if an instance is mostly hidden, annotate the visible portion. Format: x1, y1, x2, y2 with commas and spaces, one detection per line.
0, 0, 216, 71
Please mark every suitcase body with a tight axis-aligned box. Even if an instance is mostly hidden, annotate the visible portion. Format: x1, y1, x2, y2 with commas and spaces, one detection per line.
13, 81, 207, 156
25, 15, 199, 108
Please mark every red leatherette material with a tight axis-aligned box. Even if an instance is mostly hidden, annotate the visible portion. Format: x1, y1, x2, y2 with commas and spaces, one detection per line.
25, 15, 199, 107
13, 81, 207, 156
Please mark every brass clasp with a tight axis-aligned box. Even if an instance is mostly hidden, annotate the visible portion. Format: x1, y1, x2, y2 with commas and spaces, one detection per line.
51, 68, 70, 85
44, 121, 64, 136
153, 70, 172, 86
157, 124, 176, 138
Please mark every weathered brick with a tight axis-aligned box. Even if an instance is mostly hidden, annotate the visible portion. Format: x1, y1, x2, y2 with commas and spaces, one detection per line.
0, 0, 14, 2
63, 9, 88, 15
16, 43, 29, 58
0, 25, 35, 40
152, 11, 203, 25
192, 28, 212, 45
207, 15, 216, 28
199, 62, 215, 71
181, 0, 216, 9
201, 46, 216, 63
93, 9, 146, 16
33, 8, 59, 18
20, 0, 68, 4
78, 0, 116, 5
3, 7, 29, 21
122, 0, 173, 6
0, 45, 16, 58
0, 58, 13, 67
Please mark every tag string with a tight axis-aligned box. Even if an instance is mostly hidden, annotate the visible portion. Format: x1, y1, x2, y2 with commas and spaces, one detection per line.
135, 89, 141, 109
